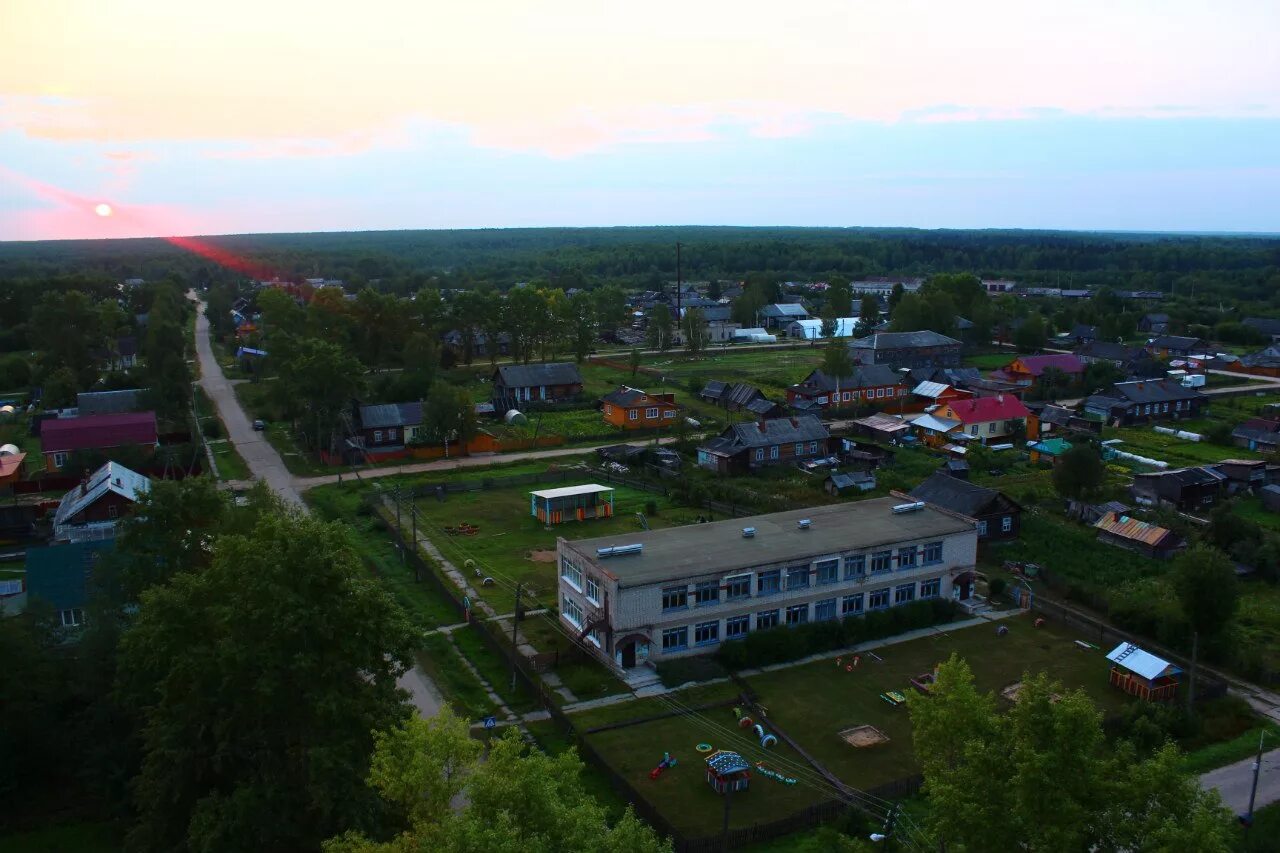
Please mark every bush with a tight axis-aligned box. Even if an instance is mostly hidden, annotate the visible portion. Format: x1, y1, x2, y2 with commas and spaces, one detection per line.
715, 599, 958, 669
203, 418, 223, 439
988, 577, 1007, 601
644, 499, 658, 517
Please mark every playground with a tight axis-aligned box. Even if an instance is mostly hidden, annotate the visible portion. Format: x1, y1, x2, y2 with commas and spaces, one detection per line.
574, 614, 1133, 835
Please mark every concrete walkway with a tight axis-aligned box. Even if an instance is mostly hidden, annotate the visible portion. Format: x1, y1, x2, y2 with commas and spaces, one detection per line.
1201, 745, 1280, 814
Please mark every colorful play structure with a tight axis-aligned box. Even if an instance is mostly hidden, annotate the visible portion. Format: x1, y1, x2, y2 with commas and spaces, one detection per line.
649, 752, 678, 779
754, 762, 798, 786
1106, 642, 1181, 702
528, 484, 616, 524
879, 690, 908, 707
705, 750, 751, 794
910, 664, 941, 695
734, 707, 777, 748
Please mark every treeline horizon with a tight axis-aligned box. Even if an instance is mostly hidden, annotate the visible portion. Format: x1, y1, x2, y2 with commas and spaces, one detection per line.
2, 225, 1278, 306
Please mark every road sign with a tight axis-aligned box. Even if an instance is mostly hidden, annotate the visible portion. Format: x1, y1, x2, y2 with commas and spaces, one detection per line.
482, 716, 496, 729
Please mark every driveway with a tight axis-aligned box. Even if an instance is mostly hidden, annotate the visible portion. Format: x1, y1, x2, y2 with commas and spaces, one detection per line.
1201, 746, 1280, 815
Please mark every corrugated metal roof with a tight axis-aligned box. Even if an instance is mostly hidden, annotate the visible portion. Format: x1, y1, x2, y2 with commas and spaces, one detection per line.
53, 461, 149, 528
912, 381, 950, 399
910, 413, 961, 434
1093, 512, 1174, 547
1106, 642, 1180, 681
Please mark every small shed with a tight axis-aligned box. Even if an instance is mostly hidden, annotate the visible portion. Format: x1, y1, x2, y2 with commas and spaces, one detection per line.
1106, 642, 1181, 702
1027, 438, 1072, 465
705, 750, 751, 794
529, 484, 615, 524
825, 471, 876, 496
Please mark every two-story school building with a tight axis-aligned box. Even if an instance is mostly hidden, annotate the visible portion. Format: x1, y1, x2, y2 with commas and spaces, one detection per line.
556, 497, 979, 673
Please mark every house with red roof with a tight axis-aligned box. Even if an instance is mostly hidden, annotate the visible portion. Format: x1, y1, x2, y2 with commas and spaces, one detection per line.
995, 354, 1085, 387
40, 412, 158, 472
935, 394, 1030, 444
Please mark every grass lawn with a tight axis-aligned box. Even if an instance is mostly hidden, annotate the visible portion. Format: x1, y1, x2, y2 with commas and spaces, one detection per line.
1104, 425, 1262, 469
416, 634, 497, 721
981, 511, 1164, 593
405, 482, 704, 614
0, 821, 121, 853
588, 346, 825, 404
1237, 496, 1280, 534
207, 439, 251, 481
451, 624, 540, 714
575, 615, 1131, 836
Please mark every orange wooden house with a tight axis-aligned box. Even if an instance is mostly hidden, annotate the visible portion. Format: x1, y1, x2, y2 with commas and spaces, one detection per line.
601, 387, 680, 430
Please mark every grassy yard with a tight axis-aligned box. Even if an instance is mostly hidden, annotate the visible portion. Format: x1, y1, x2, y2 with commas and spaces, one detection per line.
1237, 496, 1280, 534
575, 615, 1134, 836
206, 439, 251, 481
0, 821, 121, 853
1104, 425, 1263, 469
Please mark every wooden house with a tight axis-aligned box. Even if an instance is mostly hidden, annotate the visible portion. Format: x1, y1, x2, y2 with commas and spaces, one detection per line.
600, 387, 680, 430
909, 471, 1021, 540
1093, 512, 1184, 559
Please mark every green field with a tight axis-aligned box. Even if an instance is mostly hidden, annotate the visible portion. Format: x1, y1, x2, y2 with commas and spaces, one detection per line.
574, 614, 1132, 836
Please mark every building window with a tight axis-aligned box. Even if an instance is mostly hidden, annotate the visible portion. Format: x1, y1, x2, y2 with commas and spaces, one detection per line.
661, 586, 688, 611
787, 565, 810, 590
664, 410, 676, 419
876, 388, 885, 398
843, 391, 852, 402
814, 598, 837, 621
870, 551, 892, 573
816, 559, 839, 585
694, 621, 720, 645
560, 557, 583, 590
645, 407, 659, 419
868, 588, 890, 610
604, 405, 613, 415
898, 546, 918, 568
725, 615, 749, 639
841, 593, 864, 615
886, 387, 895, 397
757, 569, 781, 595
785, 603, 809, 626
60, 608, 85, 628
794, 442, 804, 455
585, 576, 601, 605
923, 542, 943, 564
695, 581, 719, 606
754, 448, 764, 461
389, 428, 398, 440
920, 578, 941, 599
976, 520, 988, 536
628, 409, 639, 421
373, 430, 383, 443
1175, 401, 1183, 411
988, 423, 997, 434
770, 445, 779, 460
809, 441, 819, 454
53, 451, 67, 468
562, 595, 584, 629
756, 609, 780, 630
661, 626, 689, 651
894, 583, 916, 604
970, 425, 979, 435
1001, 516, 1013, 533
725, 574, 751, 600
844, 554, 866, 578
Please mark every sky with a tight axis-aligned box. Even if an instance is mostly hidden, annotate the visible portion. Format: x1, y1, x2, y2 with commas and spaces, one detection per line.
1, 0, 1278, 241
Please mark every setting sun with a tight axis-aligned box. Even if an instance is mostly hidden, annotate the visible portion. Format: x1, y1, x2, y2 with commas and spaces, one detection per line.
94, 202, 113, 217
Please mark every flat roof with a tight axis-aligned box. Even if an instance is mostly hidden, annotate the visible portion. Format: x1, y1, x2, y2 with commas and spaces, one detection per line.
564, 496, 974, 587
530, 483, 614, 500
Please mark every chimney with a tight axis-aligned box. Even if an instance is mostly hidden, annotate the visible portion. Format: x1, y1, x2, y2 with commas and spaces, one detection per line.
996, 393, 1004, 404
790, 417, 799, 428
757, 421, 767, 434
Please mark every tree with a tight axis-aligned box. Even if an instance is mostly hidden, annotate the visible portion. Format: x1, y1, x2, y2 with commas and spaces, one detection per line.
731, 281, 769, 327
1013, 312, 1047, 351
821, 341, 853, 380
646, 303, 674, 351
142, 286, 193, 421
819, 307, 838, 342
324, 718, 671, 853
1082, 360, 1125, 393
887, 282, 905, 313
1051, 443, 1105, 502
921, 273, 985, 320
422, 381, 478, 455
274, 337, 366, 451
1033, 366, 1071, 401
1172, 546, 1239, 709
256, 287, 306, 338
682, 308, 708, 356
32, 288, 101, 388
117, 511, 416, 853
40, 366, 78, 408
628, 348, 642, 378
826, 277, 852, 317
858, 294, 880, 334
565, 290, 598, 363
706, 279, 722, 301
907, 655, 1233, 852
592, 285, 629, 338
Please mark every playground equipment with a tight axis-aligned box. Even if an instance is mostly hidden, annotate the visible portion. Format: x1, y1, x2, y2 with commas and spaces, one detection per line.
752, 723, 778, 749
649, 752, 678, 779
733, 707, 754, 728
836, 655, 861, 672
879, 691, 908, 707
753, 762, 798, 785
705, 750, 751, 794
695, 743, 713, 753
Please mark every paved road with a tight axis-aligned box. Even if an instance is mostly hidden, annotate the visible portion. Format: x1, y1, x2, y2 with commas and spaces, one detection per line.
193, 295, 444, 716
1201, 746, 1280, 815
193, 299, 305, 509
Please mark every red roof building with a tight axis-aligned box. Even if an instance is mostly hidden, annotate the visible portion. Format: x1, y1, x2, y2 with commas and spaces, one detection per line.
936, 395, 1030, 444
40, 412, 158, 472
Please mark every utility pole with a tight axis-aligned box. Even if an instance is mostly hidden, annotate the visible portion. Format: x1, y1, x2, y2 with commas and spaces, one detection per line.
510, 582, 522, 692
411, 498, 419, 582
676, 242, 683, 323
395, 486, 402, 534
1245, 729, 1267, 828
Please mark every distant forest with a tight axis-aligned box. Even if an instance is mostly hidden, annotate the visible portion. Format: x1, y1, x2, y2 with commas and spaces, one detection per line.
1, 226, 1278, 304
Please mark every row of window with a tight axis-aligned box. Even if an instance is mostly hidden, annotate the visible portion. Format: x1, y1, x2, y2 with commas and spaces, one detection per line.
625, 407, 677, 420
372, 427, 400, 443
658, 578, 942, 651
561, 557, 602, 605
1139, 401, 1188, 416
975, 516, 1014, 536
753, 441, 821, 462
815, 387, 897, 405
659, 543, 945, 611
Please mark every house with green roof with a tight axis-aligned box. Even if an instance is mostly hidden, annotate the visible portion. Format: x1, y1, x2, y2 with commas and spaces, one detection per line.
24, 540, 115, 629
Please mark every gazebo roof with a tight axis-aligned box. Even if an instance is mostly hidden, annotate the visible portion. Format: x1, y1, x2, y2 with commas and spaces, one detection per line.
706, 750, 751, 775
